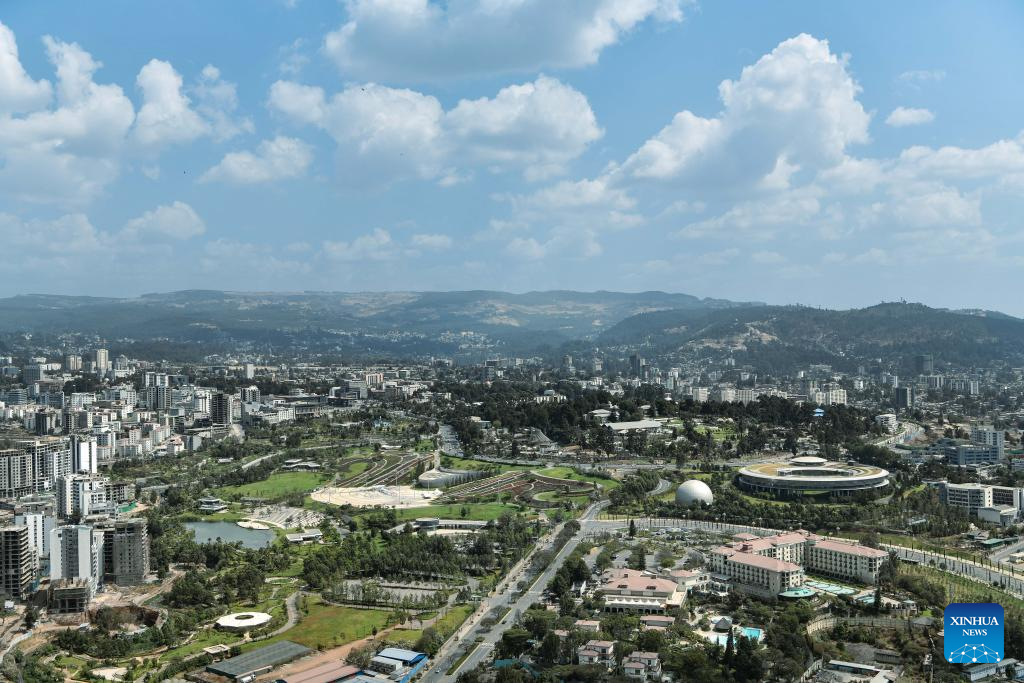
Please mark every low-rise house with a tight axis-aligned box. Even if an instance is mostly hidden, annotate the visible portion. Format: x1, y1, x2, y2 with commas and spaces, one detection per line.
577, 640, 615, 668
623, 651, 661, 681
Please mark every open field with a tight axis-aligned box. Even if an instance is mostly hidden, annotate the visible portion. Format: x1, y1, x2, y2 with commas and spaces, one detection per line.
216, 472, 328, 499
246, 596, 394, 651
386, 603, 475, 647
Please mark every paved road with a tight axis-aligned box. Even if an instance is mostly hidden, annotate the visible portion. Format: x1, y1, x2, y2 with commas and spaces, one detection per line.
884, 545, 1024, 598
651, 478, 671, 497
427, 501, 608, 682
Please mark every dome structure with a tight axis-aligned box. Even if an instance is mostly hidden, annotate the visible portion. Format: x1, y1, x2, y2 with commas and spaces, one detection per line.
675, 479, 714, 507
215, 612, 272, 631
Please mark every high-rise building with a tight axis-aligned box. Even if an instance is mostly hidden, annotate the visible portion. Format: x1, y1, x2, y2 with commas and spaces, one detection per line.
34, 408, 58, 436
63, 353, 83, 372
240, 386, 261, 404
14, 511, 55, 569
71, 435, 98, 474
97, 519, 149, 586
0, 525, 33, 600
895, 386, 915, 410
914, 354, 934, 375
629, 354, 646, 378
0, 437, 73, 498
57, 474, 110, 519
243, 363, 256, 380
971, 425, 1005, 461
50, 525, 104, 593
210, 391, 231, 425
93, 349, 110, 374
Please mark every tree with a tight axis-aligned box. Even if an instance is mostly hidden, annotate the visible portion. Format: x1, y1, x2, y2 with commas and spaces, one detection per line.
628, 519, 637, 538
539, 631, 560, 663
498, 628, 532, 658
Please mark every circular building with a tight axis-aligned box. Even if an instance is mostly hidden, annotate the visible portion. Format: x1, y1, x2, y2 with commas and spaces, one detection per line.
737, 458, 889, 498
675, 479, 714, 507
215, 612, 272, 632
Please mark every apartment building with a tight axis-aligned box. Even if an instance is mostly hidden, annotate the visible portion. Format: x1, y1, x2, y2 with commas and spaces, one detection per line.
0, 525, 33, 600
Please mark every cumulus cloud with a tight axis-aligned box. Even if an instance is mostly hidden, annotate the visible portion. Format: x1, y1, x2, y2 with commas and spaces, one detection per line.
623, 34, 870, 187
0, 22, 52, 114
121, 201, 206, 240
0, 22, 257, 205
132, 59, 208, 147
886, 106, 934, 127
323, 0, 687, 81
269, 75, 601, 184
0, 30, 135, 204
201, 136, 313, 184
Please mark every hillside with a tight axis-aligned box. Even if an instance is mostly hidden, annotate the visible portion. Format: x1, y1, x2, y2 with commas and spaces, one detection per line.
598, 302, 1024, 368
0, 290, 758, 359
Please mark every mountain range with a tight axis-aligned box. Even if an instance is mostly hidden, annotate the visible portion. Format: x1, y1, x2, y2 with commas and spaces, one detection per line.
1, 291, 1022, 365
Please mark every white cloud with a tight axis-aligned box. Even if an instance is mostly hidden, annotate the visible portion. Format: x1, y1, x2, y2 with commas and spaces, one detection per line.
623, 34, 870, 186
323, 0, 687, 81
446, 76, 602, 180
410, 233, 452, 250
677, 193, 822, 240
886, 106, 934, 127
277, 38, 309, 77
897, 69, 945, 87
505, 236, 547, 260
193, 65, 253, 141
0, 212, 103, 253
201, 136, 313, 184
269, 75, 600, 184
132, 59, 207, 148
0, 22, 52, 114
121, 201, 205, 240
323, 228, 397, 261
0, 33, 135, 204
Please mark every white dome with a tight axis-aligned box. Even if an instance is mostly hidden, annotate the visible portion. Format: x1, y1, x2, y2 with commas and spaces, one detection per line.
216, 612, 272, 631
675, 479, 713, 507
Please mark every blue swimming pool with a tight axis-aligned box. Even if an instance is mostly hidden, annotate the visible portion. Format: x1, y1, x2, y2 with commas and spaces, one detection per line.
742, 627, 763, 641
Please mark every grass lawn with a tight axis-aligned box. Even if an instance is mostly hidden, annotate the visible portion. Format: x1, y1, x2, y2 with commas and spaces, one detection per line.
338, 459, 370, 479
216, 472, 329, 500
386, 603, 475, 647
158, 626, 244, 663
250, 596, 393, 650
535, 466, 619, 491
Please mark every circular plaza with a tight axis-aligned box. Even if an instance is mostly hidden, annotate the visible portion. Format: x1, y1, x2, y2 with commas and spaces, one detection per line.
736, 458, 889, 498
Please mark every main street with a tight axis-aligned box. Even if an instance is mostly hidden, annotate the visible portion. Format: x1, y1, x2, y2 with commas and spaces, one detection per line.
427, 501, 609, 682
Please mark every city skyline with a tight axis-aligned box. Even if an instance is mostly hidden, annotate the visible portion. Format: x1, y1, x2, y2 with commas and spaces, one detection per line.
3, 2, 1024, 314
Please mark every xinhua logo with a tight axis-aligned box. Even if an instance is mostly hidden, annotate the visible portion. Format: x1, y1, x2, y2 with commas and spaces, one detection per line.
944, 603, 1004, 664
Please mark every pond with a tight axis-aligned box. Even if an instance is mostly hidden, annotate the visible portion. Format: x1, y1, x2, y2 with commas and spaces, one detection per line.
184, 521, 275, 549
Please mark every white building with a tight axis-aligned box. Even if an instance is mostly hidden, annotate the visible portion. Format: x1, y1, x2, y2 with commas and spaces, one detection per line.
50, 524, 105, 594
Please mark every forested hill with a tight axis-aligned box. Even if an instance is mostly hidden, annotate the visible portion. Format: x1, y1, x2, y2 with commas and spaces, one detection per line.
0, 289, 758, 359
598, 302, 1024, 367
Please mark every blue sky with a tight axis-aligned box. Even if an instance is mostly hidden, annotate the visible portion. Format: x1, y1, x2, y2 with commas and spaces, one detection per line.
3, 1, 1024, 314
